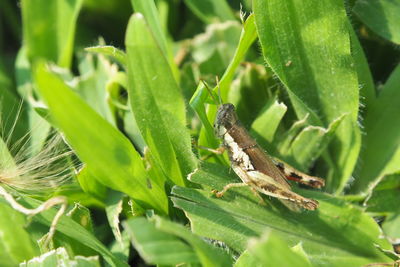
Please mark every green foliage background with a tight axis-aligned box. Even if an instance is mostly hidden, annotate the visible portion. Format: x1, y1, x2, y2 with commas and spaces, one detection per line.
0, 0, 399, 266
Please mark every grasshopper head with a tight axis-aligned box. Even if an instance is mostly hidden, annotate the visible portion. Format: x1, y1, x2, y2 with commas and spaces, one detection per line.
214, 103, 238, 137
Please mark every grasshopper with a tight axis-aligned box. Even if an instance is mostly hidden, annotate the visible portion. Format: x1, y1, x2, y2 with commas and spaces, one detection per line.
212, 103, 324, 210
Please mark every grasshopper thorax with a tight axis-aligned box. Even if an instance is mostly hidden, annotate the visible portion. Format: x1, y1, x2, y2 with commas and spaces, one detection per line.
214, 103, 239, 138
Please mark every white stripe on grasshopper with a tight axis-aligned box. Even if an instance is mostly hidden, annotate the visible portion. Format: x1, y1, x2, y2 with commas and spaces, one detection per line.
224, 133, 254, 171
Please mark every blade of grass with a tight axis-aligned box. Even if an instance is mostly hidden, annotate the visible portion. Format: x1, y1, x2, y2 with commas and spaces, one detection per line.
84, 46, 127, 67
352, 64, 400, 193
154, 216, 233, 267
172, 163, 393, 266
20, 197, 127, 267
235, 232, 312, 267
0, 201, 38, 266
130, 0, 179, 80
183, 0, 236, 23
125, 14, 197, 187
21, 0, 83, 67
34, 61, 169, 215
193, 14, 257, 149
253, 0, 361, 193
124, 217, 200, 265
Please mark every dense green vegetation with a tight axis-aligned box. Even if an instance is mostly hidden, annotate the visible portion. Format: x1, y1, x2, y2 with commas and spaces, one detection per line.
0, 0, 399, 266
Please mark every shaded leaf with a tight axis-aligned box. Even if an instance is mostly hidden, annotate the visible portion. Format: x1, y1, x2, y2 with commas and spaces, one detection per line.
21, 0, 83, 67
353, 0, 400, 44
353, 64, 400, 193
365, 174, 400, 214
183, 0, 236, 23
283, 115, 344, 171
0, 201, 38, 267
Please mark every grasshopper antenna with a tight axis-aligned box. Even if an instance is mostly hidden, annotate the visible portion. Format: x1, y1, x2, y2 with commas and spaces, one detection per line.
201, 79, 219, 106
215, 76, 223, 105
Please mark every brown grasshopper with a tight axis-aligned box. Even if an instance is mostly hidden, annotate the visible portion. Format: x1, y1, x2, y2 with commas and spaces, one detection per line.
212, 103, 324, 210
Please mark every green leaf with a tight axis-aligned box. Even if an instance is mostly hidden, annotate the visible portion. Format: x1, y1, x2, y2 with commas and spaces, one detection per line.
20, 247, 100, 267
172, 162, 393, 266
353, 0, 400, 44
216, 14, 257, 101
191, 21, 242, 77
76, 53, 118, 125
34, 61, 169, 215
153, 216, 233, 267
253, 0, 361, 193
283, 115, 344, 171
229, 64, 276, 125
75, 166, 107, 201
49, 203, 97, 258
130, 0, 179, 80
125, 14, 197, 186
84, 46, 127, 66
235, 232, 312, 267
194, 14, 257, 148
189, 83, 221, 149
250, 97, 287, 144
349, 27, 376, 108
124, 217, 200, 265
105, 191, 124, 245
21, 0, 83, 67
130, 0, 168, 57
0, 201, 38, 266
352, 64, 400, 193
183, 0, 236, 23
382, 214, 400, 240
20, 197, 127, 267
0, 83, 29, 147
124, 216, 233, 267
365, 174, 400, 214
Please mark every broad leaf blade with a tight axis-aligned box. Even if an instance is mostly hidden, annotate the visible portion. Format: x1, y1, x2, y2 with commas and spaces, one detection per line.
235, 232, 312, 267
125, 14, 197, 186
154, 216, 233, 267
173, 163, 392, 266
124, 217, 199, 265
130, 0, 180, 80
34, 61, 169, 214
253, 0, 361, 193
